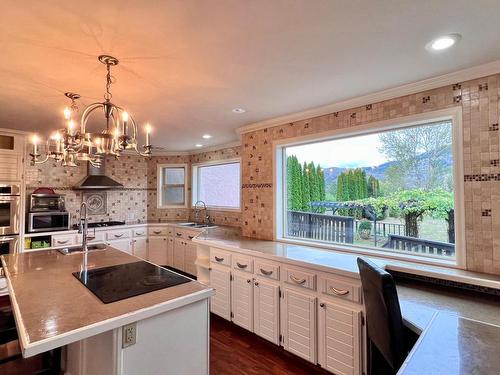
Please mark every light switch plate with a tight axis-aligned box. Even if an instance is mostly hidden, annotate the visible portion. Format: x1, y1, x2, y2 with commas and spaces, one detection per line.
122, 323, 137, 348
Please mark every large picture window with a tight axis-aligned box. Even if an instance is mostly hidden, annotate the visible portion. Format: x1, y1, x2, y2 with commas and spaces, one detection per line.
192, 160, 241, 210
279, 116, 462, 262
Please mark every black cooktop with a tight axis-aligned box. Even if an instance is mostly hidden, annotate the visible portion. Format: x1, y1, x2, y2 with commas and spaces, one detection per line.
72, 261, 191, 304
71, 221, 126, 230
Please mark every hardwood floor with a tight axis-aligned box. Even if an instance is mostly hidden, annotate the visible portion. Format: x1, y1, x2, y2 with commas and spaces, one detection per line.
211, 314, 328, 375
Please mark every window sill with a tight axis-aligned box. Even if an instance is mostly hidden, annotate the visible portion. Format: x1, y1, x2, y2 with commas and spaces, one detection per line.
279, 237, 460, 269
201, 206, 241, 213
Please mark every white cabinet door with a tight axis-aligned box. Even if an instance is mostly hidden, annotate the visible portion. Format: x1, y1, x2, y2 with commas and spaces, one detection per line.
253, 278, 280, 345
166, 237, 174, 267
148, 237, 167, 265
281, 288, 317, 363
184, 241, 197, 276
209, 265, 231, 321
173, 238, 185, 271
230, 271, 254, 331
132, 237, 148, 260
318, 300, 362, 375
108, 238, 132, 254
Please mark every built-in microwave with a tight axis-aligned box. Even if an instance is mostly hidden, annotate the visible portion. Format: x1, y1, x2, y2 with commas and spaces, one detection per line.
0, 183, 21, 236
27, 212, 70, 233
30, 193, 65, 212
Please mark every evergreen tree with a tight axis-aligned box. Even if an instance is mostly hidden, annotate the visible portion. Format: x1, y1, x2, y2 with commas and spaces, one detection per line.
286, 155, 304, 211
367, 175, 380, 197
301, 162, 311, 211
309, 162, 320, 204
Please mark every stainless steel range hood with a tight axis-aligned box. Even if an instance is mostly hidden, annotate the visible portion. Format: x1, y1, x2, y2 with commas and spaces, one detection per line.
73, 159, 123, 190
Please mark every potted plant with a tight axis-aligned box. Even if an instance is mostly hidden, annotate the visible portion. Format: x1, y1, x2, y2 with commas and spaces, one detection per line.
357, 220, 372, 240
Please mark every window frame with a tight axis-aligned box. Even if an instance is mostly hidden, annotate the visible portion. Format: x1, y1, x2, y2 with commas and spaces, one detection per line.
274, 107, 465, 268
191, 158, 242, 211
157, 163, 189, 208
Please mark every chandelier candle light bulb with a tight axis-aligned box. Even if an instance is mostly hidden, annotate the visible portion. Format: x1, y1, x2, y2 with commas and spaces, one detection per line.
32, 134, 39, 155
145, 123, 151, 146
122, 111, 129, 134
63, 107, 71, 120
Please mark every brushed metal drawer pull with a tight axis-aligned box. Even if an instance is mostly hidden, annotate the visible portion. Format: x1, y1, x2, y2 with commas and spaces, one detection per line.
176, 232, 182, 237
330, 286, 349, 295
260, 268, 273, 276
57, 239, 69, 244
214, 256, 224, 262
136, 232, 144, 236
114, 233, 124, 238
290, 275, 307, 285
236, 262, 248, 269
153, 230, 162, 234
188, 235, 194, 240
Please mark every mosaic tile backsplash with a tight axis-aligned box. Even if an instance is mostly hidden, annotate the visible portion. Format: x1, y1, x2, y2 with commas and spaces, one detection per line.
25, 146, 242, 228
240, 73, 500, 275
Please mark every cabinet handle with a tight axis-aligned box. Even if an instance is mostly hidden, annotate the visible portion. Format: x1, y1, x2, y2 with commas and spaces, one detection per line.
254, 281, 259, 286
260, 268, 273, 276
56, 239, 69, 244
329, 286, 349, 296
319, 303, 325, 308
114, 233, 124, 238
236, 262, 248, 269
214, 256, 224, 262
289, 275, 307, 285
136, 232, 144, 236
176, 232, 182, 237
247, 279, 251, 283
153, 230, 162, 234
188, 235, 194, 240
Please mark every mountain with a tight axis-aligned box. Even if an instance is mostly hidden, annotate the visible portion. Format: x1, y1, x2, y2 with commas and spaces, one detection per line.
322, 151, 452, 188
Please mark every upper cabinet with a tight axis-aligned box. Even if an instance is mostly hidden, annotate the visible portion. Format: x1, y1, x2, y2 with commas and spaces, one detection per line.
0, 131, 25, 181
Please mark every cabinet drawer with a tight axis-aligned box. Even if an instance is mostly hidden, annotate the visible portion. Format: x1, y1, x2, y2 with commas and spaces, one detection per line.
105, 229, 130, 240
76, 231, 105, 244
232, 254, 253, 273
320, 275, 362, 303
52, 235, 76, 247
133, 227, 147, 237
210, 248, 232, 267
149, 227, 168, 236
283, 267, 316, 291
254, 259, 280, 280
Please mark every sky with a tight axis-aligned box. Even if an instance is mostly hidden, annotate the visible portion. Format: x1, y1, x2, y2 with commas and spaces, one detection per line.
287, 132, 388, 168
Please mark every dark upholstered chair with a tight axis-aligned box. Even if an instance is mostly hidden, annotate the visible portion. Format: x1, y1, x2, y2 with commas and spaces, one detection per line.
357, 258, 409, 375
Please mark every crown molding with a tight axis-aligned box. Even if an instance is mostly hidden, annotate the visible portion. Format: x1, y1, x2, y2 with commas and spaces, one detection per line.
236, 59, 500, 135
188, 140, 241, 154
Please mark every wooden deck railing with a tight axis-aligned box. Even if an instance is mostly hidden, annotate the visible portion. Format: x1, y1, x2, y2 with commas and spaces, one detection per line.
382, 234, 455, 257
287, 211, 354, 244
355, 220, 406, 237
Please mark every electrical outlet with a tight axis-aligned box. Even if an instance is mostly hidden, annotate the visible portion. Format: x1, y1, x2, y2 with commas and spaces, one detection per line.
122, 323, 137, 348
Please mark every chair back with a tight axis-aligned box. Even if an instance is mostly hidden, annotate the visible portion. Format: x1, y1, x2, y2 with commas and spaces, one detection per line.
357, 257, 407, 374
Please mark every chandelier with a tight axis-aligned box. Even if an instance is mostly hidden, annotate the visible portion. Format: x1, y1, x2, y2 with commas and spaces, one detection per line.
30, 55, 153, 167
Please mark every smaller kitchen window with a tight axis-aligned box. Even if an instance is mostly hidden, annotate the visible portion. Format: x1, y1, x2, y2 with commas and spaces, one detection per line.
192, 160, 241, 210
157, 164, 188, 208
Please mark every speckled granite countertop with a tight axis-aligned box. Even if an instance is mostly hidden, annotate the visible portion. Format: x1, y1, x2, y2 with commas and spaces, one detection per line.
0, 248, 213, 357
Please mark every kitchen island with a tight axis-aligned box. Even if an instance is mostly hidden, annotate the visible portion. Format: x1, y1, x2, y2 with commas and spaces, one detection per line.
1, 247, 214, 375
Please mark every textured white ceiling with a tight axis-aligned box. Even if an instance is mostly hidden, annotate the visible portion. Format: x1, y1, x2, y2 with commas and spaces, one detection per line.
1, 0, 500, 151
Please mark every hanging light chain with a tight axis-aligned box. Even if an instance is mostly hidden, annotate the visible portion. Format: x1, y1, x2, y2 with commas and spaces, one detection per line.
104, 62, 114, 101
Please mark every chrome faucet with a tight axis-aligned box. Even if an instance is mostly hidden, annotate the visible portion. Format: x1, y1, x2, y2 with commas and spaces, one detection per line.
78, 202, 89, 252
194, 200, 210, 224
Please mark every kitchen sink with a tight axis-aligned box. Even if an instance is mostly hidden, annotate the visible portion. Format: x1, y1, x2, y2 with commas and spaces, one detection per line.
178, 222, 217, 228
58, 243, 107, 255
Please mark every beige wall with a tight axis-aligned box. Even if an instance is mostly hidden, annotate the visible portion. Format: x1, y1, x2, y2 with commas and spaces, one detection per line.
240, 73, 500, 275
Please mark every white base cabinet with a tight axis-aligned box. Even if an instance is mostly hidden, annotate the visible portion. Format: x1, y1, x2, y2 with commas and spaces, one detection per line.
132, 237, 148, 260
230, 271, 254, 331
253, 277, 280, 345
209, 264, 231, 321
318, 300, 362, 375
280, 288, 317, 364
148, 237, 167, 265
206, 246, 365, 374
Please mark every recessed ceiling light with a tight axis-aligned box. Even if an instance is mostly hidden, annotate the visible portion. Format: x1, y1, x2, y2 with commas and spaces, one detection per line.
202, 134, 212, 139
195, 144, 203, 148
232, 108, 246, 114
428, 33, 461, 51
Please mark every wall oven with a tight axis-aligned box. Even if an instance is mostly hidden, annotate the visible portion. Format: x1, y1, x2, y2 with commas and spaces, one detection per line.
28, 212, 70, 233
0, 235, 19, 256
0, 183, 21, 236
